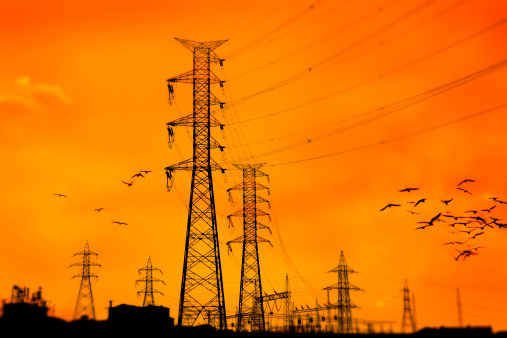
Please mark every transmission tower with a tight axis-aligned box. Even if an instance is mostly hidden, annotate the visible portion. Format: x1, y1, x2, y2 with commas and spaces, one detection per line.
284, 274, 293, 332
401, 279, 416, 333
136, 256, 165, 307
457, 288, 463, 327
70, 241, 100, 320
226, 163, 271, 332
164, 38, 227, 329
324, 250, 361, 333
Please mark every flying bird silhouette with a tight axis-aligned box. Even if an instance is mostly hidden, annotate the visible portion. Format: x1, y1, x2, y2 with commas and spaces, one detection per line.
399, 188, 419, 192
380, 204, 401, 211
406, 210, 419, 215
465, 210, 478, 214
53, 194, 67, 197
140, 170, 152, 174
457, 187, 472, 195
481, 205, 496, 213
112, 221, 128, 225
440, 198, 453, 205
458, 179, 475, 186
414, 198, 426, 207
132, 173, 145, 178
95, 208, 104, 212
122, 181, 133, 187
417, 213, 441, 226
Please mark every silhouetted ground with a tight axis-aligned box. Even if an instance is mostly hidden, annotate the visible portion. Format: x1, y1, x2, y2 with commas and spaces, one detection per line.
0, 317, 504, 337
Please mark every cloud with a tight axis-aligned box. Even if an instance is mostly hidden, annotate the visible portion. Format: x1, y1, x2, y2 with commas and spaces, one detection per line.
0, 77, 72, 139
16, 77, 72, 110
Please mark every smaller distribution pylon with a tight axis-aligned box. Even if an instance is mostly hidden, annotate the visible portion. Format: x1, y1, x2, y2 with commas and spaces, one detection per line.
136, 256, 165, 306
401, 279, 416, 333
70, 241, 100, 320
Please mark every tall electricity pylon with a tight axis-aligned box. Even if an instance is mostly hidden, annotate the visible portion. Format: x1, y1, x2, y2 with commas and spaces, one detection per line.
324, 250, 361, 333
165, 38, 227, 329
70, 241, 100, 320
226, 163, 271, 332
136, 256, 165, 306
401, 279, 416, 333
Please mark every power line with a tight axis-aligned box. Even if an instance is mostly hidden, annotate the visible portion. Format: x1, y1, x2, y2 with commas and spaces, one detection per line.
222, 0, 438, 110
223, 58, 507, 163
267, 104, 506, 167
226, 0, 490, 128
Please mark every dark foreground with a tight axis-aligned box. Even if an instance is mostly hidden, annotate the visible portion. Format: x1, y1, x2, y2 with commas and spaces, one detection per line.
0, 318, 505, 338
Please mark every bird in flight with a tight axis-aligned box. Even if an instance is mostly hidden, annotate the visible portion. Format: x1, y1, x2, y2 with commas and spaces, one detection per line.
112, 221, 128, 225
399, 188, 419, 192
468, 232, 485, 240
458, 179, 474, 186
53, 194, 67, 197
414, 198, 426, 207
481, 205, 496, 213
406, 210, 419, 215
122, 181, 133, 187
440, 198, 453, 205
495, 199, 507, 205
132, 173, 145, 178
95, 208, 104, 212
380, 203, 401, 211
140, 170, 152, 174
457, 187, 473, 195
417, 213, 441, 226
415, 224, 433, 230
465, 210, 478, 214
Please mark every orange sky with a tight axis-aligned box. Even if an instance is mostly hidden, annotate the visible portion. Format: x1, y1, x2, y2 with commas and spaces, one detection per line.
1, 0, 507, 332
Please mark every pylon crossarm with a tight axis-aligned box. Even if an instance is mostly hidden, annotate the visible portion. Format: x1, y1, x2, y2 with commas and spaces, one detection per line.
256, 235, 271, 245
228, 209, 244, 218
167, 113, 224, 128
256, 196, 270, 207
210, 137, 224, 151
257, 223, 272, 234
175, 37, 228, 52
167, 70, 194, 84
167, 68, 223, 85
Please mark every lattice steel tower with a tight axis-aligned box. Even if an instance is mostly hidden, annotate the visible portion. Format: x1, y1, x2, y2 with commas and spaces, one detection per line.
226, 163, 271, 332
324, 250, 361, 333
401, 279, 416, 333
136, 256, 165, 306
70, 241, 100, 320
165, 38, 227, 329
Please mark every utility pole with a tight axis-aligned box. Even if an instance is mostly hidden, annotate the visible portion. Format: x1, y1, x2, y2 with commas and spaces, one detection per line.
165, 38, 227, 329
401, 279, 416, 333
324, 250, 361, 334
136, 256, 165, 306
457, 288, 463, 327
226, 163, 271, 332
70, 241, 100, 320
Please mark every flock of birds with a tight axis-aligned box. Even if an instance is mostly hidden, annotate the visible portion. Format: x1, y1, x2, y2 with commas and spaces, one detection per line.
53, 170, 153, 226
380, 179, 506, 261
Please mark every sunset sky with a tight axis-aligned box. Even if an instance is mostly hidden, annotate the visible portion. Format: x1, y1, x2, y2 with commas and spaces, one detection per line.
1, 0, 507, 332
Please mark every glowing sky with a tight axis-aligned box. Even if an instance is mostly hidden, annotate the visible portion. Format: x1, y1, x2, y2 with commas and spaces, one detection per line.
1, 0, 507, 331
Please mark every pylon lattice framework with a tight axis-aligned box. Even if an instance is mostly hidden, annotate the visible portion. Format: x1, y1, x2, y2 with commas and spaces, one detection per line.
323, 250, 361, 333
164, 38, 227, 329
226, 163, 271, 332
401, 279, 416, 333
136, 256, 165, 306
70, 241, 100, 320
